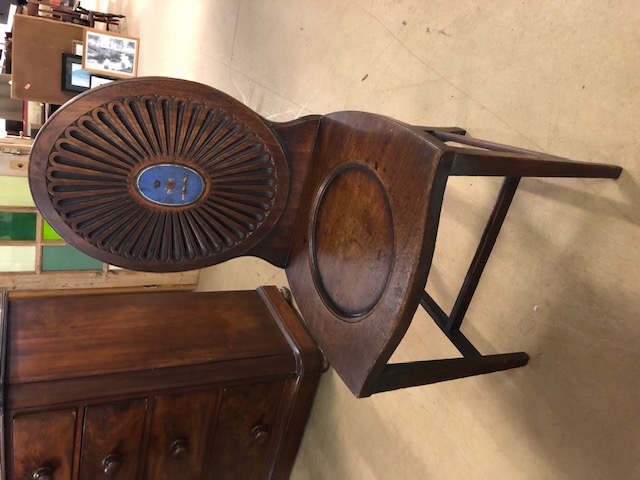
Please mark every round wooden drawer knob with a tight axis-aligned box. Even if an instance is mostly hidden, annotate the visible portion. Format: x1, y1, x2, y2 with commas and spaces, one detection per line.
251, 424, 270, 444
170, 439, 189, 459
102, 453, 123, 476
31, 467, 53, 480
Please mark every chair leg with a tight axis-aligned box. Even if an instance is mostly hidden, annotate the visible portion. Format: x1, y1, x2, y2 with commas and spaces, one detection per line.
434, 131, 622, 179
412, 126, 467, 136
420, 176, 520, 346
447, 177, 520, 330
366, 353, 529, 396
420, 292, 481, 358
360, 177, 529, 397
365, 129, 619, 397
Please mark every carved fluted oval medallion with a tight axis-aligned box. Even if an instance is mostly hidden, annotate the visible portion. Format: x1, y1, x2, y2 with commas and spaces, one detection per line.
34, 84, 289, 271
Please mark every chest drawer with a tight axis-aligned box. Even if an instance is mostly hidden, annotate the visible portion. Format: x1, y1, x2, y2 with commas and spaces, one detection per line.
11, 409, 76, 480
206, 380, 286, 480
145, 389, 219, 480
79, 399, 148, 479
1, 287, 325, 480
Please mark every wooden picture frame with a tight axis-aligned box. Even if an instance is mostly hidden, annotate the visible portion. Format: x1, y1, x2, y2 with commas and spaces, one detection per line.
82, 28, 139, 79
61, 53, 90, 93
72, 40, 83, 56
90, 75, 116, 88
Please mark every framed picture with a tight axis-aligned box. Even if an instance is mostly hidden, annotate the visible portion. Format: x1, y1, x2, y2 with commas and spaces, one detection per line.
61, 53, 91, 93
90, 75, 116, 88
82, 28, 139, 79
72, 40, 83, 56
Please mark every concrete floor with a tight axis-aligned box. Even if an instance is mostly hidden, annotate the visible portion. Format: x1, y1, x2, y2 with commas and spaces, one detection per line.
96, 1, 639, 478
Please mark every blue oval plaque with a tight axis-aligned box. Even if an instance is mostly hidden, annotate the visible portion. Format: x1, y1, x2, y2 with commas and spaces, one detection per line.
136, 164, 205, 206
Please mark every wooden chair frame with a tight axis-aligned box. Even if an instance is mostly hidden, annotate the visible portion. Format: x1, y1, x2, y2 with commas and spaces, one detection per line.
369, 127, 621, 395
27, 78, 622, 397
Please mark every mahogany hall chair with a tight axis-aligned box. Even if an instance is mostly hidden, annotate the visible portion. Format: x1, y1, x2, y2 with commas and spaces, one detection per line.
29, 78, 622, 397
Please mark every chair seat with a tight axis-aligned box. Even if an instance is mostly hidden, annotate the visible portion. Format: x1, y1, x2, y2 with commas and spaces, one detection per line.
286, 112, 450, 397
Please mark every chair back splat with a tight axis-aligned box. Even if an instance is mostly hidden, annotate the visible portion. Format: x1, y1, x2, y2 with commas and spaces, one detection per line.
28, 78, 622, 397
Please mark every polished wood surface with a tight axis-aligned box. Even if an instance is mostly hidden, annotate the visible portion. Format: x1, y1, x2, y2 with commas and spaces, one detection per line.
434, 130, 621, 178
252, 117, 320, 267
206, 381, 285, 480
11, 410, 76, 480
79, 399, 147, 479
0, 292, 7, 477
7, 290, 291, 384
28, 77, 623, 399
1, 287, 324, 479
146, 390, 219, 480
29, 78, 290, 272
286, 111, 450, 396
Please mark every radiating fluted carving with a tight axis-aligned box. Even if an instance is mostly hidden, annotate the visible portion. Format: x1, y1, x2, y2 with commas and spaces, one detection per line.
44, 94, 284, 265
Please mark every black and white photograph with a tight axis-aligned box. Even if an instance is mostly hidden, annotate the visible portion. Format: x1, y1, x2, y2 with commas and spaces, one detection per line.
82, 29, 139, 79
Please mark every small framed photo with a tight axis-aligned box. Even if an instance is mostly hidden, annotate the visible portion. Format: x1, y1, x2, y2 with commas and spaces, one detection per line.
90, 75, 116, 88
61, 53, 90, 93
72, 40, 83, 56
82, 28, 139, 79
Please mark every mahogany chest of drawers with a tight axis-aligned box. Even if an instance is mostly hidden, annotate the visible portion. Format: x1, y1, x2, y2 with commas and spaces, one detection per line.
0, 286, 324, 479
